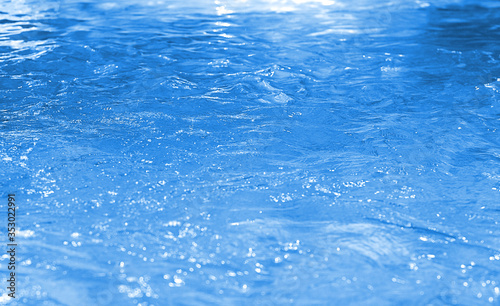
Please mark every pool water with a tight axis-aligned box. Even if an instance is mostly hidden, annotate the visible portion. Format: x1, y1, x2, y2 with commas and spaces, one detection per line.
1, 0, 500, 304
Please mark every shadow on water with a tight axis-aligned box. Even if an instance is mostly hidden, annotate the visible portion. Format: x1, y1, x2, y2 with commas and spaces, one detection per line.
426, 4, 500, 51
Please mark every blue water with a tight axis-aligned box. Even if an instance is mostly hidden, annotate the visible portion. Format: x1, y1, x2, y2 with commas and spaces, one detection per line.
1, 0, 500, 304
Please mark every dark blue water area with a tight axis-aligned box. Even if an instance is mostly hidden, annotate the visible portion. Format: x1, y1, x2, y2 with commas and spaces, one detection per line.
1, 0, 500, 304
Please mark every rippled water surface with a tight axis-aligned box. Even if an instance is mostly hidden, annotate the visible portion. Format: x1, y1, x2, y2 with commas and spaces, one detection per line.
1, 0, 500, 304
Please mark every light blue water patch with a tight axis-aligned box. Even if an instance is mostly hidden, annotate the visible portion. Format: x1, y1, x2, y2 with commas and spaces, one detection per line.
1, 0, 499, 304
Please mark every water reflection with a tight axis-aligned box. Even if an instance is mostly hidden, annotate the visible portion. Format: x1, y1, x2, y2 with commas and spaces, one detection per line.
0, 1, 59, 62
2, 0, 500, 304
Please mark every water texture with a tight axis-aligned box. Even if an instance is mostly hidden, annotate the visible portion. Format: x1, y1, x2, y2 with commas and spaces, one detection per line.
1, 0, 499, 304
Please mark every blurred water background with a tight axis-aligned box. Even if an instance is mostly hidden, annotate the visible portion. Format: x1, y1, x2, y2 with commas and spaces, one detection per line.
1, 0, 500, 304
